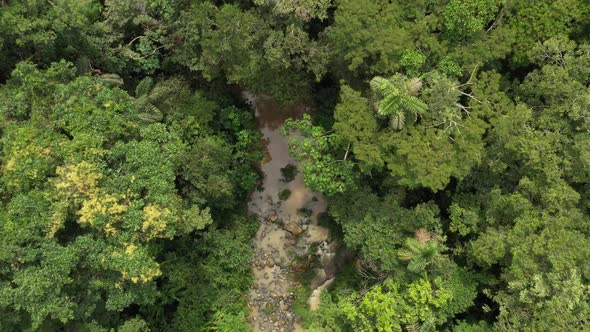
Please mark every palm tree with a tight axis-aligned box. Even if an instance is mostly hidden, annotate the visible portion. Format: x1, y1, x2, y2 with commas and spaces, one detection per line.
397, 237, 440, 273
370, 75, 428, 130
133, 77, 178, 123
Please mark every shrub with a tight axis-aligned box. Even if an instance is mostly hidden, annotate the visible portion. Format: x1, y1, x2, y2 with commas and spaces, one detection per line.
280, 164, 298, 182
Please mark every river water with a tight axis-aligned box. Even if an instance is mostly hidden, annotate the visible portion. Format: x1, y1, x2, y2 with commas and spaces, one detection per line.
244, 93, 337, 332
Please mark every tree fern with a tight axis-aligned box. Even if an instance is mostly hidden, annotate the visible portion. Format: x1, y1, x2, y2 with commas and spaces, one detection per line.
419, 316, 437, 332
398, 238, 423, 261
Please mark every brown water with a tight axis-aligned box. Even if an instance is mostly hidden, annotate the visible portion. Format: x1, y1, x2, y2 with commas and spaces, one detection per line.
244, 93, 335, 332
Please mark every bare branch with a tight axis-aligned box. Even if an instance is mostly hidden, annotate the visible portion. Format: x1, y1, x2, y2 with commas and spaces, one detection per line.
343, 143, 351, 161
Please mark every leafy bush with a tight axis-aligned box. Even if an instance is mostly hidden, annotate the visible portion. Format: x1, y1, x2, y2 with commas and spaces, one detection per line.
279, 188, 292, 200
280, 164, 298, 182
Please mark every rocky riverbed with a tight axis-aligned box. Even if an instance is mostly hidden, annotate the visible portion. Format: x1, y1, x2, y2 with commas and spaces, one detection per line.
244, 93, 339, 332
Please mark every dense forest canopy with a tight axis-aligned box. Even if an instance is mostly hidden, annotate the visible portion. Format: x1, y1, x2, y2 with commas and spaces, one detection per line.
0, 0, 589, 331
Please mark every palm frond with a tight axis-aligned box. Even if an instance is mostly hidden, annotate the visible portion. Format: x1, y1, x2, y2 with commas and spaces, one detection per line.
420, 242, 439, 260
135, 77, 154, 97
378, 94, 401, 116
148, 82, 178, 104
404, 237, 422, 257
398, 248, 414, 262
98, 73, 123, 87
399, 95, 428, 115
390, 112, 406, 130
405, 77, 423, 95
408, 257, 428, 273
419, 316, 437, 332
138, 102, 163, 123
369, 76, 390, 93
406, 322, 420, 332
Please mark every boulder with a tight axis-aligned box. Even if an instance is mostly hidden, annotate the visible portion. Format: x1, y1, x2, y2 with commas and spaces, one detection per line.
269, 214, 279, 222
283, 221, 304, 235
290, 259, 307, 274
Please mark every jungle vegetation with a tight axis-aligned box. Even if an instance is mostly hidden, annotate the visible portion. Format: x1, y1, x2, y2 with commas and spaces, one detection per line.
0, 0, 589, 331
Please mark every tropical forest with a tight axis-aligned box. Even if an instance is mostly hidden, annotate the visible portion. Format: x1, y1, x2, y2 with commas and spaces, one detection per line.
0, 0, 589, 331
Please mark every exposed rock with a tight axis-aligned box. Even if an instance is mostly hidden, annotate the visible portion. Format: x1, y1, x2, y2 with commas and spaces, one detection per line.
283, 221, 304, 235
266, 258, 275, 268
245, 91, 333, 332
290, 259, 307, 274
309, 277, 335, 311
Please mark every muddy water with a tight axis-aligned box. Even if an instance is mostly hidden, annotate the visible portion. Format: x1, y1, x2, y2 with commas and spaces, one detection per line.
245, 93, 334, 332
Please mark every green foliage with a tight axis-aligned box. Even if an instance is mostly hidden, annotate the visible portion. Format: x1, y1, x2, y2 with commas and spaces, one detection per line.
329, 191, 441, 272
454, 320, 492, 332
279, 189, 292, 201
0, 60, 260, 330
400, 49, 426, 77
397, 237, 441, 274
506, 0, 589, 65
1, 1, 590, 331
253, 0, 332, 21
166, 215, 257, 331
341, 272, 476, 332
443, 0, 500, 40
332, 85, 382, 172
323, 0, 412, 78
170, 2, 325, 104
118, 317, 151, 332
208, 311, 251, 332
370, 75, 428, 129
280, 164, 298, 182
282, 114, 356, 195
438, 57, 463, 77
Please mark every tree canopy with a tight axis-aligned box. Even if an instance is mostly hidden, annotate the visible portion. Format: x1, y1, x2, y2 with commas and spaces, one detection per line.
1, 0, 589, 331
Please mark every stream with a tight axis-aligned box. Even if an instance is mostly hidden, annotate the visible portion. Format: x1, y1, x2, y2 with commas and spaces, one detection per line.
244, 93, 340, 332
